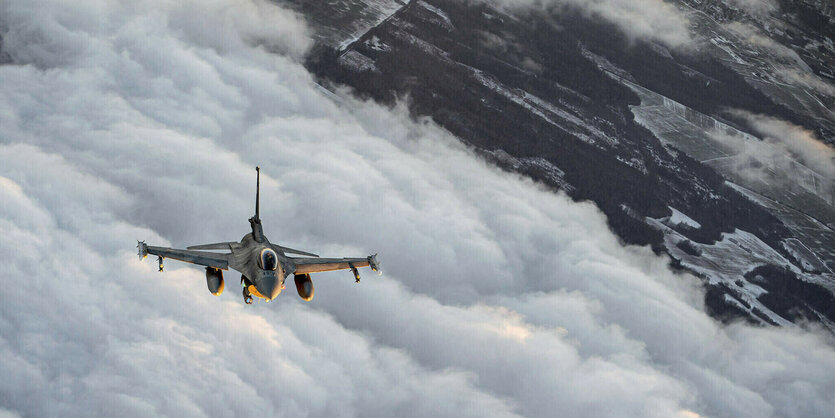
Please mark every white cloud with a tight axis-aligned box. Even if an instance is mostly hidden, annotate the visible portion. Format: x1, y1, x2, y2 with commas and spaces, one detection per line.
1, 1, 835, 418
707, 111, 835, 203
774, 67, 835, 97
727, 0, 778, 17
724, 22, 835, 97
483, 0, 693, 48
724, 21, 798, 59
736, 111, 835, 181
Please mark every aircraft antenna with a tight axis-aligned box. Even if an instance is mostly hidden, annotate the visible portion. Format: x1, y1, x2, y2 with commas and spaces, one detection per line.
255, 166, 260, 221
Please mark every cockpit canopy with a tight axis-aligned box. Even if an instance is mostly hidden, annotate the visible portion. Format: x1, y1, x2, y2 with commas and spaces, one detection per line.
260, 248, 278, 271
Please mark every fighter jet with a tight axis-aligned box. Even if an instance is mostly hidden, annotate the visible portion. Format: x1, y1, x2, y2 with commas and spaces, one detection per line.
137, 167, 379, 304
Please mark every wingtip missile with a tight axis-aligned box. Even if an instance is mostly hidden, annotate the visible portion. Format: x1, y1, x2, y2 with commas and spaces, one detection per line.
137, 240, 148, 259
368, 253, 381, 275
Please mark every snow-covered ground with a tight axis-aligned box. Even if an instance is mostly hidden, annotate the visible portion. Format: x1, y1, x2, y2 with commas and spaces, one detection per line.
665, 206, 701, 229
648, 218, 794, 326
618, 72, 835, 277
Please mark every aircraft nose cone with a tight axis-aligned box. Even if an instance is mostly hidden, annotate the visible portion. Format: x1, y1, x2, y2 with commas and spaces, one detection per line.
258, 274, 281, 301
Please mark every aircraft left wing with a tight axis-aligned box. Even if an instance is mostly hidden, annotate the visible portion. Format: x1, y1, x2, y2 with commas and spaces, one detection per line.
138, 241, 230, 270
290, 254, 380, 277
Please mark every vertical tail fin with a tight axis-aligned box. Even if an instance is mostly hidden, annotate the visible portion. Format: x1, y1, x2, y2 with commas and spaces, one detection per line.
249, 166, 264, 242
255, 166, 260, 221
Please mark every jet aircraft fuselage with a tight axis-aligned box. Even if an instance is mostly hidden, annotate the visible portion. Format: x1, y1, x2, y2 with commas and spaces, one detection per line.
138, 167, 379, 304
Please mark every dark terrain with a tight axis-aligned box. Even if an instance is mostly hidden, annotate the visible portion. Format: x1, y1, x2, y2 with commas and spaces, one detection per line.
287, 0, 835, 328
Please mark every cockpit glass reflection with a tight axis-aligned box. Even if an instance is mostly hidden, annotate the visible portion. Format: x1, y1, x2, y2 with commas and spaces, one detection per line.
261, 249, 278, 271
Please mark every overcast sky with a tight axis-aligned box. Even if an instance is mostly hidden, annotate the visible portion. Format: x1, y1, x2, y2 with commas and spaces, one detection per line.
1, 0, 834, 417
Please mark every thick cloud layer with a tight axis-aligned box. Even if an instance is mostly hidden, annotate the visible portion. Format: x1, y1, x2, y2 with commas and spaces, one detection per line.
1, 1, 835, 417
